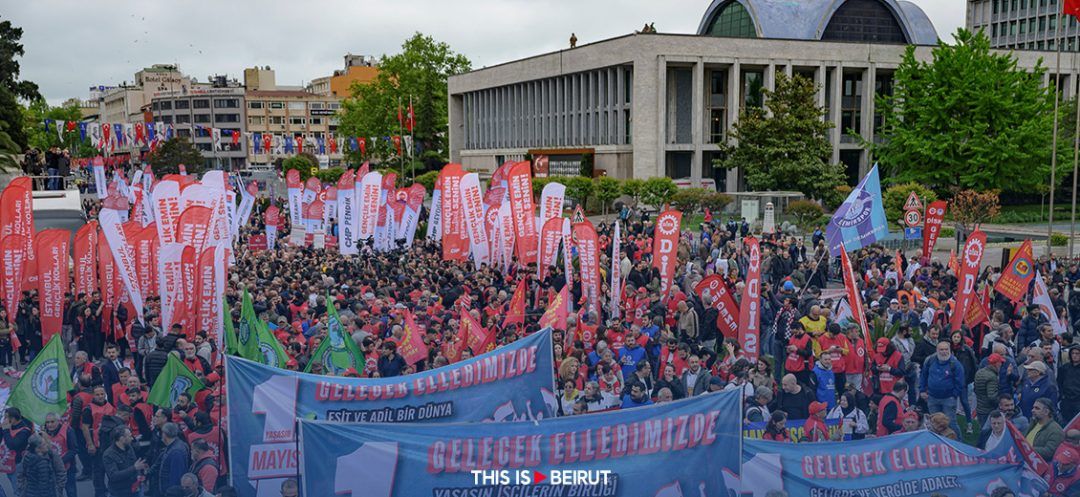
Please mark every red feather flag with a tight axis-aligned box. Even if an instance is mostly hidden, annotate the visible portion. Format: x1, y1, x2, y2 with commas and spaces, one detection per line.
1066, 0, 1080, 18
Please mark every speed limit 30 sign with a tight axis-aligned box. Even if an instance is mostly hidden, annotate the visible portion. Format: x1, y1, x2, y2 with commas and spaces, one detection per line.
904, 210, 922, 227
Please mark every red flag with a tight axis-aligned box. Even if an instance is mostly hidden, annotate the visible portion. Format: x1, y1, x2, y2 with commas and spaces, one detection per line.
397, 106, 404, 127
262, 133, 272, 152
538, 285, 570, 331
296, 135, 304, 154
176, 206, 214, 254
573, 220, 601, 315
947, 249, 959, 274
994, 239, 1035, 302
97, 230, 118, 340
840, 243, 872, 348
1066, 0, 1080, 18
35, 229, 69, 344
462, 310, 493, 355
538, 217, 564, 281
694, 275, 739, 340
406, 103, 415, 133
1008, 420, 1052, 479
398, 309, 429, 366
507, 161, 538, 264
231, 130, 240, 145
176, 245, 198, 334
923, 200, 948, 257
392, 136, 402, 156
950, 230, 987, 331
329, 135, 338, 154
74, 222, 99, 299
738, 236, 762, 361
439, 164, 468, 261
503, 278, 527, 327
652, 210, 682, 298
357, 137, 367, 157
964, 286, 991, 329
0, 235, 28, 326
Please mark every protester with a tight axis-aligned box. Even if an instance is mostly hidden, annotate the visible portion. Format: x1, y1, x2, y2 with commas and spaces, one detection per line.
1028, 398, 1067, 462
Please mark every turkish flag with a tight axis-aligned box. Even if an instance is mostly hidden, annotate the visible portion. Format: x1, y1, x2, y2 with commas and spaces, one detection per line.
1066, 0, 1080, 18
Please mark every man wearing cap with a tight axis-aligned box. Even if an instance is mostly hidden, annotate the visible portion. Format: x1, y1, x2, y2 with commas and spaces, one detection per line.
803, 402, 830, 442
1020, 360, 1059, 419
1050, 443, 1080, 497
1019, 304, 1049, 354
975, 353, 1005, 425
919, 340, 969, 435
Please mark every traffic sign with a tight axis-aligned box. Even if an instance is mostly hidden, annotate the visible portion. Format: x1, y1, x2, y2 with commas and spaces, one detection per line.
904, 210, 922, 227
904, 192, 924, 211
904, 227, 923, 240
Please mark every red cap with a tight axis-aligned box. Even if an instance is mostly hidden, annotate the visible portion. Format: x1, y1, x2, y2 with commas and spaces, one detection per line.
809, 401, 828, 415
987, 353, 1005, 365
1056, 445, 1080, 465
875, 337, 890, 352
205, 372, 221, 384
286, 359, 299, 368
344, 367, 359, 377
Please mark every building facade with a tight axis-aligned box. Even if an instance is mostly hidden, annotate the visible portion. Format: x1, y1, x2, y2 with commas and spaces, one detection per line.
245, 65, 345, 167
450, 0, 1080, 191
968, 0, 1080, 51
148, 84, 248, 170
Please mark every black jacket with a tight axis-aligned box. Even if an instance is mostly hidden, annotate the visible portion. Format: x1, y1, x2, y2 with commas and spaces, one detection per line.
17, 450, 64, 497
143, 349, 170, 386
103, 442, 140, 496
1059, 362, 1080, 405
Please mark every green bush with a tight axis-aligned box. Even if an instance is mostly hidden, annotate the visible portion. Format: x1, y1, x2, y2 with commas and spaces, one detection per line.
415, 170, 439, 193
824, 185, 852, 211
939, 227, 955, 238
531, 176, 552, 196
671, 188, 708, 214
883, 183, 937, 227
642, 177, 678, 209
563, 176, 595, 208
593, 177, 622, 215
1052, 233, 1069, 246
313, 168, 345, 184
787, 199, 825, 230
282, 155, 317, 180
622, 178, 646, 203
700, 192, 734, 214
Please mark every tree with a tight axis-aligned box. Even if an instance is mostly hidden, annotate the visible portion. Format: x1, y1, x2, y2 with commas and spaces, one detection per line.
281, 154, 317, 180
0, 20, 40, 158
868, 29, 1061, 195
883, 182, 938, 228
642, 177, 678, 209
787, 200, 825, 231
563, 176, 594, 210
593, 176, 622, 215
337, 33, 471, 168
621, 179, 645, 204
21, 99, 96, 156
147, 137, 205, 176
951, 189, 1001, 237
715, 73, 845, 200
671, 188, 708, 215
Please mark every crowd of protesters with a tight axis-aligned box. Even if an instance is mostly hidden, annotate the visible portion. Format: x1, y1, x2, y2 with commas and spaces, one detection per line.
3, 182, 1080, 496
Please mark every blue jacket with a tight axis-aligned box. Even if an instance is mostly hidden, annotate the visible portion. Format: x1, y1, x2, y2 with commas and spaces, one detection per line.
619, 344, 647, 379
621, 395, 654, 409
1019, 374, 1059, 419
920, 355, 965, 400
811, 363, 837, 410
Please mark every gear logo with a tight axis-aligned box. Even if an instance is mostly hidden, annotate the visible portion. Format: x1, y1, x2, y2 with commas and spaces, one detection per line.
657, 215, 679, 236
964, 238, 984, 267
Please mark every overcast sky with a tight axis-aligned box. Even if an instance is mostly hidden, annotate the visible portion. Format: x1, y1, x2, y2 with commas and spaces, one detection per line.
7, 0, 966, 105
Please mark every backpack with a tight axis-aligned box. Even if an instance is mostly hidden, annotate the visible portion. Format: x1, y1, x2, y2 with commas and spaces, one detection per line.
97, 415, 123, 450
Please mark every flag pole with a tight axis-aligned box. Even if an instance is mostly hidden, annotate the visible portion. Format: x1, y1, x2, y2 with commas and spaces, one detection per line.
1071, 30, 1080, 258
398, 96, 405, 182
1050, 8, 1063, 255
409, 94, 416, 182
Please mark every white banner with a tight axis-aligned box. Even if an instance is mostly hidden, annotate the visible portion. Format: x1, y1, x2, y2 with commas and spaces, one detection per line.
610, 220, 622, 319
562, 217, 573, 285
538, 182, 566, 229
339, 184, 357, 255
357, 172, 382, 242
152, 180, 182, 244
99, 208, 144, 323
158, 242, 186, 329
1033, 272, 1067, 335
266, 225, 277, 250
459, 173, 489, 265
426, 179, 442, 241
93, 162, 108, 200
497, 202, 515, 272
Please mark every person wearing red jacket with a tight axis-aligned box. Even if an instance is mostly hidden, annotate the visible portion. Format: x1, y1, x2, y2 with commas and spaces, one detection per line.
785, 322, 815, 387
803, 401, 830, 442
815, 323, 851, 394
845, 325, 868, 392
871, 338, 905, 402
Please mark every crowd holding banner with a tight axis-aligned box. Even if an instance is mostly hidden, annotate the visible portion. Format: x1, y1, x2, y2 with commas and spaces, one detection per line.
0, 155, 1076, 497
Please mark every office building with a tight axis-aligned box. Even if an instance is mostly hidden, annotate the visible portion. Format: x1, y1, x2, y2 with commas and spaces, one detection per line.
244, 67, 344, 168
449, 0, 1079, 191
968, 0, 1080, 51
148, 75, 248, 170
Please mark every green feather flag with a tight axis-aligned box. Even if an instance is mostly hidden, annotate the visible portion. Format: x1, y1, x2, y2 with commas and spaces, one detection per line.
238, 289, 261, 361
148, 354, 205, 408
8, 336, 72, 425
304, 296, 365, 374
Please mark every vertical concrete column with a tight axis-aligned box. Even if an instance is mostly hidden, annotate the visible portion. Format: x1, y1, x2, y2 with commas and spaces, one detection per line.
692, 57, 704, 185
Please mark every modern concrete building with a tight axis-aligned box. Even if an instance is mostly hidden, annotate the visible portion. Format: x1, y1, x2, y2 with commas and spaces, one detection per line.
449, 0, 1080, 191
148, 77, 248, 170
244, 68, 344, 168
968, 0, 1080, 51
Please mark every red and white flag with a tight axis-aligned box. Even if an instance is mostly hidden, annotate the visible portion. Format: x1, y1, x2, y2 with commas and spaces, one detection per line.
738, 236, 762, 361
950, 230, 987, 332
459, 173, 489, 265
401, 184, 426, 247
73, 222, 99, 298
609, 221, 622, 319
99, 208, 145, 323
133, 223, 158, 299
694, 275, 739, 340
151, 180, 182, 244
337, 170, 358, 255
652, 210, 683, 298
922, 200, 948, 257
0, 178, 35, 293
398, 309, 430, 366
426, 172, 443, 242
286, 169, 303, 228
158, 243, 187, 331
538, 217, 564, 281
176, 206, 214, 255
357, 171, 382, 242
264, 206, 281, 250
538, 182, 565, 228
35, 230, 69, 344
507, 161, 538, 264
573, 219, 601, 315
840, 243, 872, 347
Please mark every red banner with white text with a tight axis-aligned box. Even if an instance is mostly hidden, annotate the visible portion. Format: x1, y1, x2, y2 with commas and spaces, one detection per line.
507, 161, 538, 264
574, 220, 601, 315
950, 230, 987, 332
694, 275, 740, 340
74, 222, 99, 299
35, 229, 69, 344
651, 210, 683, 298
738, 236, 762, 361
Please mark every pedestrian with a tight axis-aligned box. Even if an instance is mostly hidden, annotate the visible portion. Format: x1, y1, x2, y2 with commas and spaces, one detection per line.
155, 422, 190, 493
1026, 398, 1066, 461
919, 340, 969, 435
16, 435, 65, 497
802, 401, 830, 442
1019, 361, 1059, 420
974, 353, 1005, 425
102, 426, 147, 497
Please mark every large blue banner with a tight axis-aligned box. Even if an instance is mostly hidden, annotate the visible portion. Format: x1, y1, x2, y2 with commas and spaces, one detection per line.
227, 328, 555, 497
299, 391, 742, 497
739, 429, 1048, 496
826, 164, 889, 256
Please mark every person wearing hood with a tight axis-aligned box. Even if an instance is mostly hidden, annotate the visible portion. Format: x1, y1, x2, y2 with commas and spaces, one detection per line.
803, 402, 831, 442
826, 392, 869, 440
1059, 346, 1080, 422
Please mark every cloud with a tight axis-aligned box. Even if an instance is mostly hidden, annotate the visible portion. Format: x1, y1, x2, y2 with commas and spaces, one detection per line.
6, 0, 964, 105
